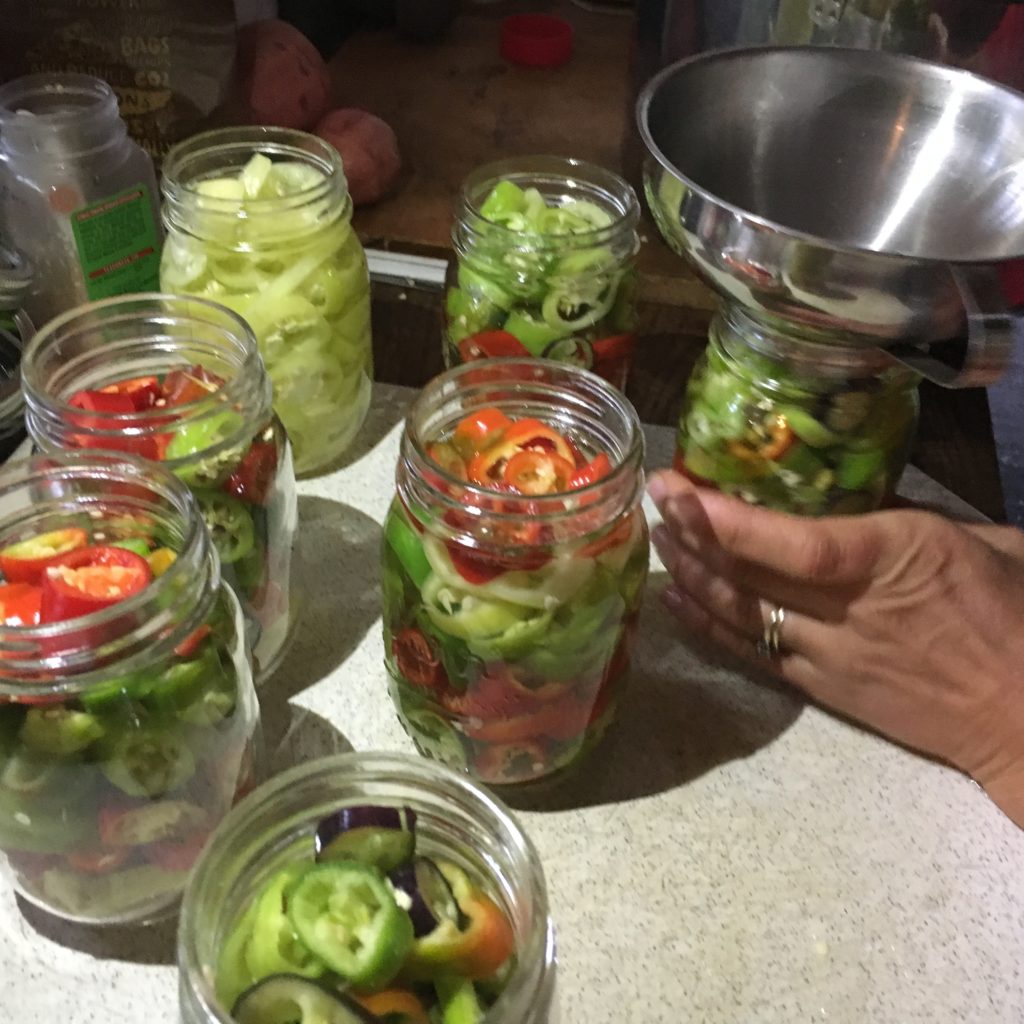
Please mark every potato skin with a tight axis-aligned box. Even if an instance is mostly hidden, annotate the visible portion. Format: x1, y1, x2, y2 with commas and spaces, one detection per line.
315, 108, 402, 206
237, 19, 331, 131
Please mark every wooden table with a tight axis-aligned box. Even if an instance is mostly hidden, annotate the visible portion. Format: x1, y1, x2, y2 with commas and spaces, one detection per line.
331, 0, 1007, 522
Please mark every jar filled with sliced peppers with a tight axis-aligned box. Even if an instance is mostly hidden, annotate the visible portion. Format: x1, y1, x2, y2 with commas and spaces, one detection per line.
178, 752, 556, 1024
384, 360, 649, 787
444, 156, 641, 390
21, 295, 298, 679
0, 453, 259, 925
674, 307, 921, 515
160, 127, 373, 476
0, 242, 34, 465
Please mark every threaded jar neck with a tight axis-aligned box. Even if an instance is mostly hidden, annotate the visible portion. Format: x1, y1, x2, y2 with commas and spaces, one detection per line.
160, 127, 352, 249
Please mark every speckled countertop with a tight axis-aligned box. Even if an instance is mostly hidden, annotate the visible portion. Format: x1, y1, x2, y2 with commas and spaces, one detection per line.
2, 384, 1022, 1024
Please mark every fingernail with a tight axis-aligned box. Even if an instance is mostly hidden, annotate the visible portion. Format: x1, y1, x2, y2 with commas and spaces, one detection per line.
660, 584, 685, 612
646, 474, 668, 507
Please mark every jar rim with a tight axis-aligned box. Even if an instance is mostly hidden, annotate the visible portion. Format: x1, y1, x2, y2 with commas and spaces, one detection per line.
399, 359, 645, 543
0, 451, 217, 693
21, 293, 273, 464
0, 72, 119, 127
160, 126, 350, 228
179, 751, 555, 1024
457, 154, 640, 252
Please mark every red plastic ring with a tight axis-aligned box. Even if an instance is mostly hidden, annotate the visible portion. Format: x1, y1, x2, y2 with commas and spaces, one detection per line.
500, 14, 574, 69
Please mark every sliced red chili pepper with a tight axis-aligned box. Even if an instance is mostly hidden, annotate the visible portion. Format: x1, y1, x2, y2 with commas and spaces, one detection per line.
453, 407, 511, 453
0, 583, 42, 627
65, 847, 131, 874
40, 545, 152, 623
444, 542, 507, 585
146, 830, 210, 872
67, 390, 165, 459
161, 365, 225, 406
392, 627, 444, 688
356, 990, 430, 1024
173, 624, 212, 659
0, 527, 88, 584
457, 330, 529, 361
100, 375, 162, 411
467, 419, 574, 486
590, 333, 635, 362
503, 450, 576, 495
568, 452, 613, 489
757, 415, 796, 461
407, 861, 515, 978
577, 509, 639, 559
224, 439, 279, 506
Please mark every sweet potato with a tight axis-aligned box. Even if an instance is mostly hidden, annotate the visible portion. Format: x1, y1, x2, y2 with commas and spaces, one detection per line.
237, 19, 331, 131
315, 108, 402, 206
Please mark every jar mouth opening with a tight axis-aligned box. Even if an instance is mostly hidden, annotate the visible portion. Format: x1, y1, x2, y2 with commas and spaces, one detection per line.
22, 294, 272, 460
0, 73, 118, 125
161, 126, 348, 218
179, 752, 554, 1024
459, 155, 640, 250
401, 359, 645, 544
0, 452, 215, 692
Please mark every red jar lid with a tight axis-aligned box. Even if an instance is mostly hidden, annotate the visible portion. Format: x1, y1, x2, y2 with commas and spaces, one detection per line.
500, 14, 574, 69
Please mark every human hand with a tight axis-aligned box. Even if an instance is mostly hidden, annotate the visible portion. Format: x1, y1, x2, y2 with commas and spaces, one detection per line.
648, 470, 1024, 828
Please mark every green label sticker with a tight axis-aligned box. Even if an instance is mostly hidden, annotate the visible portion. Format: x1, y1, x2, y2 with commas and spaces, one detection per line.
71, 185, 161, 301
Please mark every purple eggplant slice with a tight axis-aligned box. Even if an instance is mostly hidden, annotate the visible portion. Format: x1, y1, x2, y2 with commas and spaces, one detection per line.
314, 805, 417, 873
389, 855, 464, 937
232, 974, 379, 1024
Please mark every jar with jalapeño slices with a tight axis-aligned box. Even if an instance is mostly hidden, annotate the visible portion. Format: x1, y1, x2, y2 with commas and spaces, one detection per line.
444, 156, 641, 390
178, 753, 556, 1024
21, 294, 298, 679
0, 453, 259, 925
674, 306, 921, 515
383, 360, 649, 787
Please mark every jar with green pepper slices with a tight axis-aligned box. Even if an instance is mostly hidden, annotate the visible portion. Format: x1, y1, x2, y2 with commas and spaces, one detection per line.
383, 360, 649, 787
674, 306, 921, 515
178, 752, 555, 1024
0, 453, 259, 925
444, 156, 641, 391
21, 294, 298, 680
160, 127, 373, 476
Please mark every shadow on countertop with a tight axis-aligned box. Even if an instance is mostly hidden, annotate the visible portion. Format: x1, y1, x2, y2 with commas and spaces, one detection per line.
257, 494, 383, 762
16, 897, 178, 966
502, 571, 804, 813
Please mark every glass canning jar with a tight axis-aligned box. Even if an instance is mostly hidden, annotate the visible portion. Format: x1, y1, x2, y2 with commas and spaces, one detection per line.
0, 452, 259, 925
0, 242, 34, 464
0, 73, 161, 327
674, 306, 921, 515
21, 294, 298, 680
383, 360, 649, 787
178, 752, 556, 1024
160, 127, 374, 476
444, 156, 641, 391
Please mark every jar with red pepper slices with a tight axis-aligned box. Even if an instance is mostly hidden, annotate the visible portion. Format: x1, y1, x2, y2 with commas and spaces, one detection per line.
21, 294, 298, 679
444, 156, 641, 391
178, 752, 555, 1024
383, 360, 649, 787
0, 453, 259, 925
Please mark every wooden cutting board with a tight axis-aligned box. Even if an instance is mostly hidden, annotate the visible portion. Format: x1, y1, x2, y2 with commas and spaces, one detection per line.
329, 0, 716, 311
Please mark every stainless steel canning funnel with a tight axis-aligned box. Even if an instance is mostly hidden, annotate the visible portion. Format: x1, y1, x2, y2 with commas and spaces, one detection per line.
637, 46, 1024, 386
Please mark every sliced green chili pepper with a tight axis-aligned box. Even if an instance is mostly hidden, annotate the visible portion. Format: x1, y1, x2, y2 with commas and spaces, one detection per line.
216, 896, 261, 1009
501, 310, 562, 356
245, 864, 328, 981
776, 406, 843, 448
836, 448, 887, 491
165, 411, 247, 486
147, 646, 222, 714
385, 505, 431, 590
102, 725, 196, 797
194, 490, 256, 565
400, 706, 468, 768
110, 537, 153, 557
286, 860, 414, 989
19, 707, 105, 757
436, 977, 484, 1024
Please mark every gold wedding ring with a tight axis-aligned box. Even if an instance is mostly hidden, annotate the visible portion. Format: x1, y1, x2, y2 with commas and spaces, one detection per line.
756, 605, 786, 659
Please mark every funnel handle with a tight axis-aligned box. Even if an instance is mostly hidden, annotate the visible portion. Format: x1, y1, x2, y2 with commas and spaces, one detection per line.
887, 266, 1018, 388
